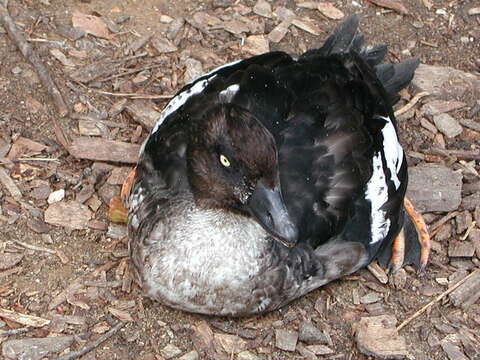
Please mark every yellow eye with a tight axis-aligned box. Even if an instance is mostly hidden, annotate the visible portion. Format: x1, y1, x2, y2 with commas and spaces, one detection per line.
219, 154, 231, 167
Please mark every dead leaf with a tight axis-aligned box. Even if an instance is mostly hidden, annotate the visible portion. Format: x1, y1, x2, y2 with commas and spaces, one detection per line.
366, 0, 409, 15
72, 11, 111, 39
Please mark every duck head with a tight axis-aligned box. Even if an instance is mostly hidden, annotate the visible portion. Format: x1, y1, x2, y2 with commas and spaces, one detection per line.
187, 104, 298, 247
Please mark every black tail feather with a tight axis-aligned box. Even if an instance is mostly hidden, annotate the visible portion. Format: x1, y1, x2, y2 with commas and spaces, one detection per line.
300, 14, 419, 105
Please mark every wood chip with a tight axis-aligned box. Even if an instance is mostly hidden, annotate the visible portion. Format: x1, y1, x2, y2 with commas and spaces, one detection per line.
72, 11, 110, 39
365, 0, 409, 14
268, 20, 290, 43
69, 61, 119, 83
355, 315, 407, 359
253, 0, 273, 18
0, 307, 50, 327
448, 269, 480, 309
108, 307, 133, 322
243, 35, 269, 55
0, 167, 22, 200
50, 48, 75, 67
125, 100, 160, 130
151, 37, 178, 54
7, 137, 47, 159
275, 329, 298, 352
44, 201, 92, 230
292, 17, 323, 35
214, 333, 247, 354
69, 137, 140, 164
367, 261, 389, 284
316, 3, 345, 19
191, 321, 218, 359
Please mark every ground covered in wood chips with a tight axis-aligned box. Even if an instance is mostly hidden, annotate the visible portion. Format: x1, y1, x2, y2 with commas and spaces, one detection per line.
0, 0, 479, 359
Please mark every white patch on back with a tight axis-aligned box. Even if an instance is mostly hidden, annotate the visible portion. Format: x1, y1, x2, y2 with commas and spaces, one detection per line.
365, 153, 390, 244
219, 84, 240, 103
379, 116, 403, 189
199, 59, 242, 81
140, 59, 245, 156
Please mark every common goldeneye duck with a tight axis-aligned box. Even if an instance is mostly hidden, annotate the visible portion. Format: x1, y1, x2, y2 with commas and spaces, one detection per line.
122, 15, 431, 316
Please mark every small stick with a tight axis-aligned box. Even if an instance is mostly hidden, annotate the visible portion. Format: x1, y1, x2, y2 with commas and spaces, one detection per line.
0, 327, 31, 336
11, 239, 56, 254
0, 2, 68, 117
111, 51, 148, 63
430, 148, 480, 161
396, 269, 480, 331
94, 90, 173, 99
15, 157, 60, 162
460, 221, 476, 241
428, 211, 459, 234
97, 63, 164, 83
394, 91, 429, 117
53, 321, 126, 360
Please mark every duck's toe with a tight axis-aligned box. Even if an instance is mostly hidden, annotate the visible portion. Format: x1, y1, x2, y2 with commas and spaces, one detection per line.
387, 228, 405, 274
403, 197, 431, 273
378, 197, 431, 274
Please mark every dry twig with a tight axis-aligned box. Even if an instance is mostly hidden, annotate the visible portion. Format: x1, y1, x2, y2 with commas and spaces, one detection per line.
11, 239, 56, 254
394, 91, 429, 117
95, 90, 173, 99
54, 321, 126, 360
0, 327, 31, 336
0, 2, 68, 117
397, 269, 480, 331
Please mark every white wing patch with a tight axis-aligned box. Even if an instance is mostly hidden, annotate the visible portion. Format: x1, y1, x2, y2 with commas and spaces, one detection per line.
365, 153, 390, 244
379, 116, 403, 189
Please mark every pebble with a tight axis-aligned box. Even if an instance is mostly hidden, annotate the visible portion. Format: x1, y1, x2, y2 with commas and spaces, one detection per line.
275, 329, 298, 352
392, 268, 407, 289
306, 344, 334, 355
11, 66, 22, 74
2, 336, 74, 360
47, 189, 65, 204
160, 344, 182, 359
178, 351, 199, 360
433, 113, 463, 138
360, 292, 382, 304
237, 351, 259, 360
